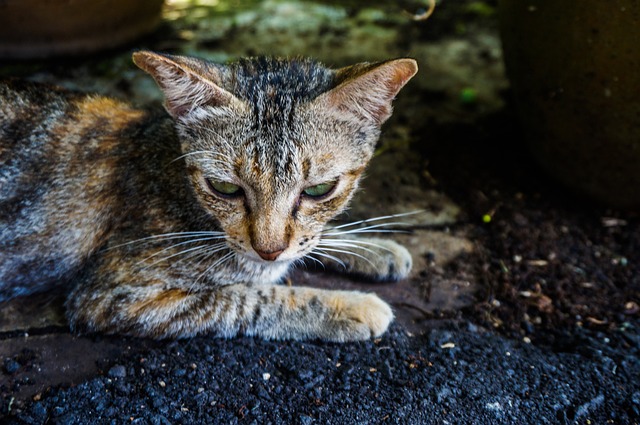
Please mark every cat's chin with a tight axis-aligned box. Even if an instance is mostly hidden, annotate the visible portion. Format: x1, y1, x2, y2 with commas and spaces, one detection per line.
236, 253, 293, 284
234, 250, 290, 265
233, 248, 299, 265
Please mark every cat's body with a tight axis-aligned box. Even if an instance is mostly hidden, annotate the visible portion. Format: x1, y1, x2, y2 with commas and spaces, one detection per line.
0, 52, 417, 341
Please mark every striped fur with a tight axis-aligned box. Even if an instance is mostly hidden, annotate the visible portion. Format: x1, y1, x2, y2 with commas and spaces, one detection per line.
0, 52, 417, 341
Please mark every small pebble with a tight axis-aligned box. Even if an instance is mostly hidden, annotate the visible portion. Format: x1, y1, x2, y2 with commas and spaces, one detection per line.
4, 359, 21, 374
173, 368, 187, 377
108, 365, 127, 378
31, 401, 47, 419
299, 414, 314, 425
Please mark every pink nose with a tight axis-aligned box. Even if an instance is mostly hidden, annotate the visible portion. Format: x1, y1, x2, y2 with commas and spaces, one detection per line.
254, 248, 284, 262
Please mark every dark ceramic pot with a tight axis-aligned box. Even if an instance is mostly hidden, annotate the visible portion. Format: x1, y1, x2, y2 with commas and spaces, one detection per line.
0, 0, 164, 59
498, 0, 640, 208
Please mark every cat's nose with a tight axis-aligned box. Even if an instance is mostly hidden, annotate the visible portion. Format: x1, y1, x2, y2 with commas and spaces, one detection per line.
254, 247, 285, 261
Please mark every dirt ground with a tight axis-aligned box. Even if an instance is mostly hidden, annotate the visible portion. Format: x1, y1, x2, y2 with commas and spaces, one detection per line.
1, 0, 639, 423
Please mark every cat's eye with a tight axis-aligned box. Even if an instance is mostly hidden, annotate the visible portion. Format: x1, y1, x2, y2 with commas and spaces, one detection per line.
302, 181, 337, 199
205, 179, 243, 198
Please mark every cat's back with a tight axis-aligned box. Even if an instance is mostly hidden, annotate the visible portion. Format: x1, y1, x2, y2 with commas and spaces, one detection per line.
0, 80, 172, 300
1, 80, 75, 197
0, 80, 85, 156
0, 78, 73, 120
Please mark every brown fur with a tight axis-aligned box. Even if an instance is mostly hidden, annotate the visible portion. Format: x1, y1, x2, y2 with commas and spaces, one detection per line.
0, 52, 417, 341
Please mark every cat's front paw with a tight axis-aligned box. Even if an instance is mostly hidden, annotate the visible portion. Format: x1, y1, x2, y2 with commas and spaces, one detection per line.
368, 239, 412, 282
320, 237, 412, 282
326, 291, 394, 341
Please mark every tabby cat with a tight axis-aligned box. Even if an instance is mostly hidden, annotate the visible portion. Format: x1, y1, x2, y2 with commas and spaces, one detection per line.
0, 51, 417, 341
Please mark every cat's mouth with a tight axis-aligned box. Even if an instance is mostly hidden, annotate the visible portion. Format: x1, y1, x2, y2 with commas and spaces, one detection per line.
226, 232, 318, 265
222, 240, 282, 264
243, 249, 296, 264
236, 243, 314, 265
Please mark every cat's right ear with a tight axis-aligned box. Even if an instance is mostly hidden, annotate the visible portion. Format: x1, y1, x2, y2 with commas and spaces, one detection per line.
320, 58, 418, 126
132, 51, 238, 118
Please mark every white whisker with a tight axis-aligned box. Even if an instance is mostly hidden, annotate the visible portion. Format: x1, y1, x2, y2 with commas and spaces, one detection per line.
136, 237, 228, 266
196, 251, 236, 283
312, 249, 346, 270
323, 222, 411, 236
318, 238, 394, 254
303, 254, 325, 270
139, 241, 227, 269
316, 241, 379, 258
185, 247, 233, 293
328, 210, 422, 230
319, 238, 394, 257
190, 245, 230, 268
178, 243, 229, 265
317, 247, 376, 269
109, 231, 226, 250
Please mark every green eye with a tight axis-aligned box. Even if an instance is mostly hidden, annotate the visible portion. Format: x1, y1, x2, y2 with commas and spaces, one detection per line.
206, 179, 242, 197
303, 181, 336, 198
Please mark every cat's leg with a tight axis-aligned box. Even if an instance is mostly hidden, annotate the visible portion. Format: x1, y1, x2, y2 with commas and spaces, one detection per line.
311, 236, 412, 282
66, 277, 393, 342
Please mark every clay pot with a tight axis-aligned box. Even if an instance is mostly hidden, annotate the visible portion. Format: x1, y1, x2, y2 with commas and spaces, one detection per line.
498, 0, 640, 208
0, 0, 164, 59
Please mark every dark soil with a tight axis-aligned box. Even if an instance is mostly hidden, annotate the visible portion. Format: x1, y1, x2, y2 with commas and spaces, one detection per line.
414, 106, 640, 350
3, 323, 639, 425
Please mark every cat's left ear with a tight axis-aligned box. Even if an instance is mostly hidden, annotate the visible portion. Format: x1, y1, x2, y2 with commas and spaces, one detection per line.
133, 51, 239, 118
321, 59, 418, 125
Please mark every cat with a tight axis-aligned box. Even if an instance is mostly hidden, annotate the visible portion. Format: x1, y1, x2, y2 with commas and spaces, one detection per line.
0, 51, 417, 341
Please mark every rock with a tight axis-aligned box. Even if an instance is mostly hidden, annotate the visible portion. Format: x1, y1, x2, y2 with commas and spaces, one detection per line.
108, 365, 127, 379
3, 358, 21, 374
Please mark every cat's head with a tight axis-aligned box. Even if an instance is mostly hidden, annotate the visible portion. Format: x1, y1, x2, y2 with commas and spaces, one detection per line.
133, 51, 417, 264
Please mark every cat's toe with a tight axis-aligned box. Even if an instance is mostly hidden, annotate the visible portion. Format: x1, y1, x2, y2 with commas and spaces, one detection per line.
350, 293, 394, 337
327, 292, 394, 341
371, 240, 412, 282
316, 237, 413, 282
384, 243, 412, 281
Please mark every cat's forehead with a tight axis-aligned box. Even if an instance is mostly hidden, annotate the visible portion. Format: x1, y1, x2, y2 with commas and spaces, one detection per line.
219, 58, 332, 132
182, 57, 374, 184
191, 127, 354, 187
185, 57, 357, 148
226, 57, 335, 105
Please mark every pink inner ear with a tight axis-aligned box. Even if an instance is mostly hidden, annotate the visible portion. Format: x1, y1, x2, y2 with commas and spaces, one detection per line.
133, 51, 233, 118
158, 65, 233, 118
327, 59, 418, 125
